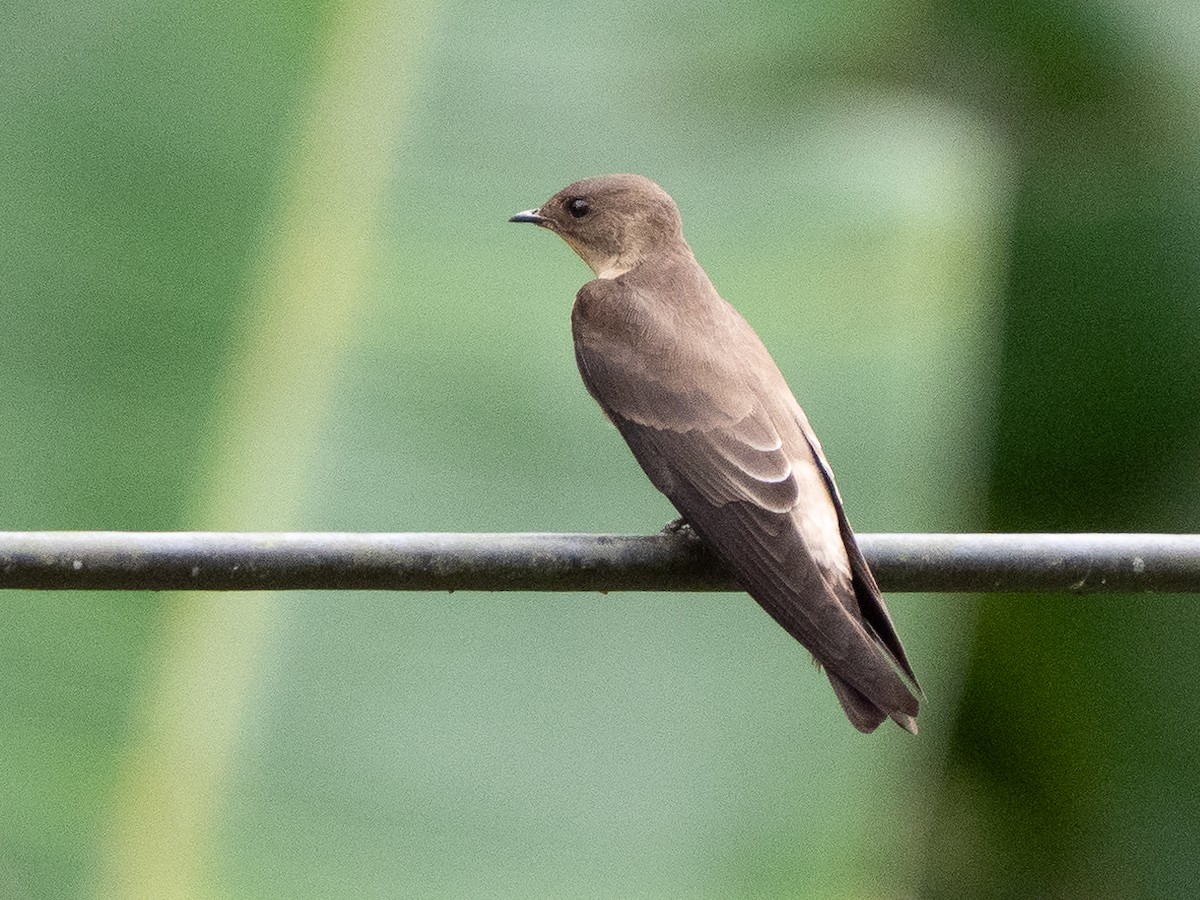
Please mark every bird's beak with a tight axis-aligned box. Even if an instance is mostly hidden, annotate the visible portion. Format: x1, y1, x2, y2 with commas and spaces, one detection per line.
509, 208, 546, 225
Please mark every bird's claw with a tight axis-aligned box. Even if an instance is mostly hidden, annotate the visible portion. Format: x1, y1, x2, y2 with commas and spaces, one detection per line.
661, 517, 697, 538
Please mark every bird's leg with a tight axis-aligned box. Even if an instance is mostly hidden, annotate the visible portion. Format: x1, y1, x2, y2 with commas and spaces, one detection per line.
661, 516, 697, 538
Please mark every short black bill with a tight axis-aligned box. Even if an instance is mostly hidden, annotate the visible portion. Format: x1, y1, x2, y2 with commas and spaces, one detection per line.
508, 208, 545, 224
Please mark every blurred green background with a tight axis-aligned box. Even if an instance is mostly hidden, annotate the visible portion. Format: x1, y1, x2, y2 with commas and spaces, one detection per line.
2, 0, 1198, 897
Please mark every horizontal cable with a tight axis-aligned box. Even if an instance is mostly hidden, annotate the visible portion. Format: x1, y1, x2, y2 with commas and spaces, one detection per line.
0, 532, 1197, 593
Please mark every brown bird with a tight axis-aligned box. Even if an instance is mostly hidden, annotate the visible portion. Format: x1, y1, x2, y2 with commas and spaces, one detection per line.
510, 174, 920, 733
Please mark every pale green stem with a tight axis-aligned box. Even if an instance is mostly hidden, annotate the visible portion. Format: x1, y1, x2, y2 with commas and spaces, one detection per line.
93, 3, 435, 897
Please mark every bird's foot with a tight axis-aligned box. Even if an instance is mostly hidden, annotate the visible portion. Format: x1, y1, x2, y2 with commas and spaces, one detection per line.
661, 517, 697, 538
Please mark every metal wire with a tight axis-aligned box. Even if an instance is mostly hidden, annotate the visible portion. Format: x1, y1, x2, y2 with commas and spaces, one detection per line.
1, 531, 1198, 593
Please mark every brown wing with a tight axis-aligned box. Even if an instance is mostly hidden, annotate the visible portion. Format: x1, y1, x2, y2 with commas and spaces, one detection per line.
572, 275, 919, 732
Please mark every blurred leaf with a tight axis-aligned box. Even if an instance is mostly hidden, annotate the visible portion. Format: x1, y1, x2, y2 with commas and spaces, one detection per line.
2, 0, 1197, 898
917, 3, 1200, 898
0, 1, 325, 896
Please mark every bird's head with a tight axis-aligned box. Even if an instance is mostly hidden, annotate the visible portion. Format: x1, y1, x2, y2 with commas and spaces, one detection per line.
510, 174, 684, 279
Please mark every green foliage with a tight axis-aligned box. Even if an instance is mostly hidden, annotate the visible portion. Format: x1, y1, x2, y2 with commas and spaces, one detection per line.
0, 0, 1196, 897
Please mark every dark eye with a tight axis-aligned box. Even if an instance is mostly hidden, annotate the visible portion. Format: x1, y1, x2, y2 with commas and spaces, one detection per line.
568, 198, 590, 218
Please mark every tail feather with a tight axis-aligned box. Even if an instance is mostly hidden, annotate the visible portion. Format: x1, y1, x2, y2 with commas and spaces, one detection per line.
828, 672, 918, 735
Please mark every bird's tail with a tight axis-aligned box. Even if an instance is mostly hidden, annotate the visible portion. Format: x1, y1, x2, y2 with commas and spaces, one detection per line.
827, 672, 919, 735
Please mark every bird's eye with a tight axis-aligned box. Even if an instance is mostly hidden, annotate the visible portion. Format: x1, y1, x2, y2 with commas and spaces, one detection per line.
568, 198, 590, 218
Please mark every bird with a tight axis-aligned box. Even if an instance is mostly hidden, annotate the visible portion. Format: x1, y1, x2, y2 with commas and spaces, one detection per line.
510, 174, 920, 733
